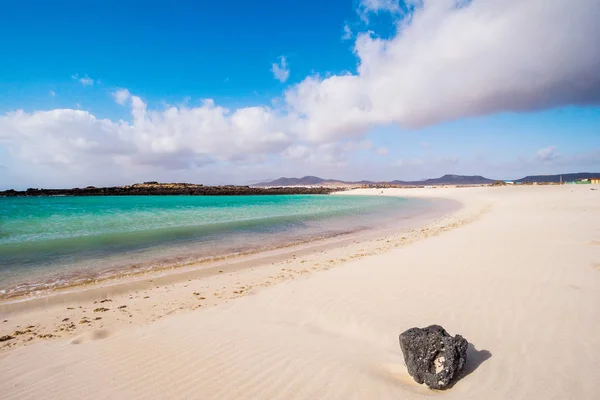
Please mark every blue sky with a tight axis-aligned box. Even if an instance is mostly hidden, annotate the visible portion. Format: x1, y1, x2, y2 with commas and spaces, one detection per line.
0, 0, 358, 114
1, 0, 599, 189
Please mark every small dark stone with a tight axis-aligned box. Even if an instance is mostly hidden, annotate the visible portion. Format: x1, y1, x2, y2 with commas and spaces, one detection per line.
399, 325, 468, 390
0, 335, 14, 342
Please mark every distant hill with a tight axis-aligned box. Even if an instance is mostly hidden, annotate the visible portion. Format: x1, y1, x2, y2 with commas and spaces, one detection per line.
516, 172, 600, 183
390, 174, 494, 186
256, 174, 494, 187
255, 172, 600, 187
257, 176, 329, 186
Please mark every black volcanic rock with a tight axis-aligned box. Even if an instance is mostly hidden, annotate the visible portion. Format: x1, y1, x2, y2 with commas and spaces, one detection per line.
399, 325, 468, 390
0, 183, 339, 197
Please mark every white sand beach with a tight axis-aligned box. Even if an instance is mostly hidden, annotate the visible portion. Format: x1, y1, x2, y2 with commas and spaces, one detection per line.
1, 185, 599, 399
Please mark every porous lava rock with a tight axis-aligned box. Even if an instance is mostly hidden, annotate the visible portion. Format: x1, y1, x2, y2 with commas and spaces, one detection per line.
399, 325, 468, 389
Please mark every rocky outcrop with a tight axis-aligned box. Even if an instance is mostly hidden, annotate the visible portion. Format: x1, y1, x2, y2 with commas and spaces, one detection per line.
399, 325, 468, 390
0, 183, 340, 197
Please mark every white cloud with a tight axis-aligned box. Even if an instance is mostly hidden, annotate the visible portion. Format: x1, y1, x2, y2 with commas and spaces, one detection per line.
282, 144, 310, 160
342, 24, 353, 40
72, 74, 95, 86
359, 0, 401, 14
358, 0, 402, 21
113, 89, 131, 105
284, 0, 600, 142
535, 146, 559, 162
271, 56, 290, 83
0, 98, 292, 175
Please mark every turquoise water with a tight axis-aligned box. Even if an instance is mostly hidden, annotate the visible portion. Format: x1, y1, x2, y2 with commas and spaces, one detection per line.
0, 195, 429, 298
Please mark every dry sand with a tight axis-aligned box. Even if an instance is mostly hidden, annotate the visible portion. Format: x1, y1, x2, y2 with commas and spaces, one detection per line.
1, 185, 599, 399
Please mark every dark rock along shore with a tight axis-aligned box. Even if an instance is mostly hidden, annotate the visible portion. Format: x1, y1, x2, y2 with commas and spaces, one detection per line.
0, 182, 340, 197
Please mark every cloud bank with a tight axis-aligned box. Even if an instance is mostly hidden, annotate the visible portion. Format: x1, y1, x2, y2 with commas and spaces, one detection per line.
1, 0, 600, 186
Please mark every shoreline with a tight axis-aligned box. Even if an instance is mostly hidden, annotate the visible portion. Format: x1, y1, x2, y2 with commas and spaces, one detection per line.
0, 192, 466, 350
0, 196, 456, 305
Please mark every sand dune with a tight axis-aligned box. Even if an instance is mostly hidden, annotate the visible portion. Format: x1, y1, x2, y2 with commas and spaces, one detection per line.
1, 185, 599, 399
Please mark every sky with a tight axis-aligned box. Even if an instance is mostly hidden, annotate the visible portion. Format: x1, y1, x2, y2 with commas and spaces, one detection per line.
1, 0, 599, 189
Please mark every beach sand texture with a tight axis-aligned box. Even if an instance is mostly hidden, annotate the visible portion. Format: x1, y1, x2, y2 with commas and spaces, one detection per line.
1, 185, 599, 399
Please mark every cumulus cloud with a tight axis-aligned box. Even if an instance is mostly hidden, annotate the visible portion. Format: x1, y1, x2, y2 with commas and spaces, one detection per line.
284, 0, 600, 142
0, 97, 293, 176
71, 74, 95, 86
2, 0, 600, 186
113, 89, 131, 105
271, 56, 290, 83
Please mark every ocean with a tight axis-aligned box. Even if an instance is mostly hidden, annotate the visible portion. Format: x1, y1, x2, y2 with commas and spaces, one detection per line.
0, 194, 433, 299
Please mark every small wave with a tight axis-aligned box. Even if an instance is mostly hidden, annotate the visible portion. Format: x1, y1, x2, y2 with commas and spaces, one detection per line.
0, 226, 367, 301
0, 195, 430, 300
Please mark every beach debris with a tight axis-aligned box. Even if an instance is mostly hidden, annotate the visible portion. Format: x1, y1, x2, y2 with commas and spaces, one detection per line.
399, 325, 468, 390
100, 299, 113, 303
56, 322, 77, 332
93, 307, 109, 313
118, 305, 127, 309
0, 335, 14, 342
38, 333, 55, 339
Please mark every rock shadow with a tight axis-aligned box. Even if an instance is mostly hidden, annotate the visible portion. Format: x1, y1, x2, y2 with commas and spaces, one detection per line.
446, 343, 491, 388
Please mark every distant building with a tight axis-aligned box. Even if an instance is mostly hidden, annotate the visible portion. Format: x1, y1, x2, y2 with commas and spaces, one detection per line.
591, 178, 600, 184
504, 180, 515, 185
